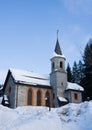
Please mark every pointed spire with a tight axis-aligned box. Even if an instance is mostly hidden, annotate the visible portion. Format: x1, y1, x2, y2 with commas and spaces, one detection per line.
54, 30, 62, 55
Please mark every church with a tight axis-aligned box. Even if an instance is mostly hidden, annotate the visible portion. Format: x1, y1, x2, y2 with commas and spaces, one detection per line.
3, 37, 84, 108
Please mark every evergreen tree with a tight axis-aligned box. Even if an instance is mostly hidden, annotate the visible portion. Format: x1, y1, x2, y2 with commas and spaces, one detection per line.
82, 39, 92, 100
77, 60, 84, 85
72, 61, 79, 84
66, 63, 72, 82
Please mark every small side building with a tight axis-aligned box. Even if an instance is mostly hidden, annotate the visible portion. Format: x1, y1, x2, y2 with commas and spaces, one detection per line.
65, 82, 84, 103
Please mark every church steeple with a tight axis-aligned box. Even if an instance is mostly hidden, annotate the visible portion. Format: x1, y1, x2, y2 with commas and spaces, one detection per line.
50, 32, 67, 107
54, 30, 62, 55
54, 38, 62, 55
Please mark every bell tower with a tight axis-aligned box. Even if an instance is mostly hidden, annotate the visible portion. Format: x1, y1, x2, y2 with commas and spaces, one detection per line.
50, 34, 67, 107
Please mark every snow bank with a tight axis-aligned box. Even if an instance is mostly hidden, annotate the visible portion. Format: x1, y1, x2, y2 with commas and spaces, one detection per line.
0, 101, 92, 130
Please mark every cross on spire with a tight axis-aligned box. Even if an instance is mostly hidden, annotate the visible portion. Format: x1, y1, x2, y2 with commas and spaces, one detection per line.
54, 30, 62, 55
57, 30, 59, 39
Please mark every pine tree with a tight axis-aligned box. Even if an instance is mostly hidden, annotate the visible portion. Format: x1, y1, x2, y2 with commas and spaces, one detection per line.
83, 39, 92, 67
72, 61, 79, 83
66, 63, 72, 82
77, 60, 84, 84
82, 39, 92, 100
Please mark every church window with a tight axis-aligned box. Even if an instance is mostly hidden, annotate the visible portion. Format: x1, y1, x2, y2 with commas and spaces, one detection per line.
8, 86, 11, 94
74, 93, 78, 100
52, 62, 55, 70
37, 90, 42, 106
60, 61, 63, 68
53, 93, 55, 99
28, 89, 33, 105
45, 91, 50, 107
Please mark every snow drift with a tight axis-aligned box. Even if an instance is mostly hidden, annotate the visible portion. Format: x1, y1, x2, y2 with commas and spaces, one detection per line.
0, 101, 92, 130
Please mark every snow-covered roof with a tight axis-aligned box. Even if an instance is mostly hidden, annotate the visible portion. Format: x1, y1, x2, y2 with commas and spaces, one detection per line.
51, 52, 66, 59
0, 85, 3, 90
10, 69, 50, 87
58, 97, 67, 102
66, 82, 84, 91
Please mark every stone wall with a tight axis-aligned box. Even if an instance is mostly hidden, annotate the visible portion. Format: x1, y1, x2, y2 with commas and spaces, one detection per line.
5, 75, 16, 108
17, 85, 53, 107
71, 91, 82, 103
65, 90, 83, 103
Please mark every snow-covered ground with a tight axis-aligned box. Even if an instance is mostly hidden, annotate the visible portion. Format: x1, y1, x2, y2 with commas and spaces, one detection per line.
0, 101, 92, 130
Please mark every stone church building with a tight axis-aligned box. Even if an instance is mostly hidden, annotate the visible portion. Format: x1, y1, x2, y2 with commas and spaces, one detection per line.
3, 38, 84, 108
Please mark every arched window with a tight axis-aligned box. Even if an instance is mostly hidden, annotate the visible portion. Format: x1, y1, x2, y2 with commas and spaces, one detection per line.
53, 93, 55, 100
74, 93, 78, 100
45, 91, 50, 107
52, 62, 55, 71
60, 61, 63, 68
28, 89, 33, 105
8, 86, 11, 94
37, 90, 42, 106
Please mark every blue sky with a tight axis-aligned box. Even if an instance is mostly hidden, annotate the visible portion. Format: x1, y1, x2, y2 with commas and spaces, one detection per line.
0, 0, 92, 83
